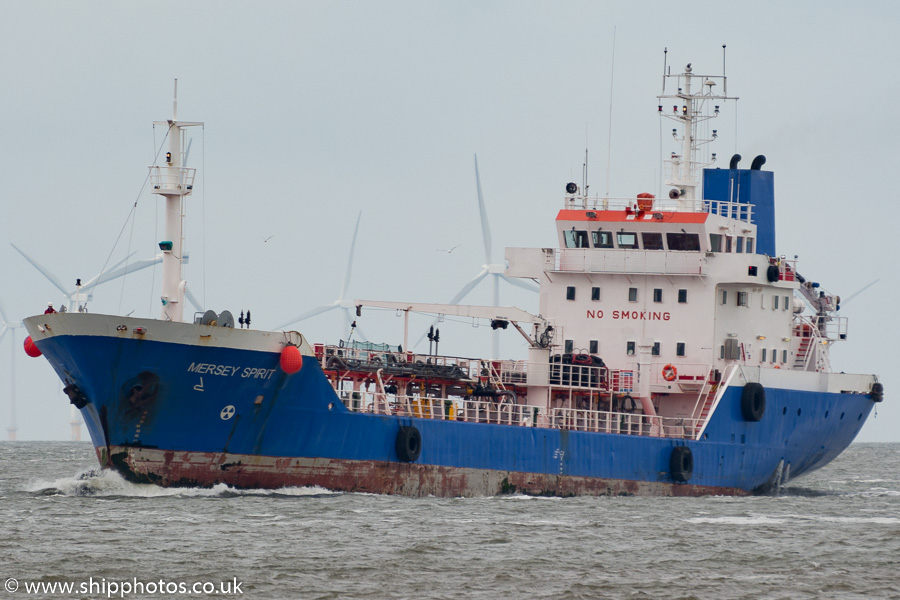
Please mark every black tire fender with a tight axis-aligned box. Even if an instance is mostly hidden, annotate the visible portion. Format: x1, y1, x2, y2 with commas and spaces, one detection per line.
766, 264, 780, 282
395, 425, 422, 462
741, 382, 766, 421
670, 446, 693, 483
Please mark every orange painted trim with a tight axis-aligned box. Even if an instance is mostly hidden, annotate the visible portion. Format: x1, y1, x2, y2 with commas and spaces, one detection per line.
556, 209, 709, 224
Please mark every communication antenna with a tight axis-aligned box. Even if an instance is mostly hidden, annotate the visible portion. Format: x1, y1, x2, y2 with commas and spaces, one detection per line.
722, 44, 727, 94
662, 47, 668, 93
605, 26, 616, 198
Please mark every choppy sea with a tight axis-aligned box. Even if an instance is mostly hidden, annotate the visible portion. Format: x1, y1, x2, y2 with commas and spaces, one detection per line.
1, 442, 898, 600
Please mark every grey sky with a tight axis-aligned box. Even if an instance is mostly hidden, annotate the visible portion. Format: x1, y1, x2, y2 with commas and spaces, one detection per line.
1, 0, 896, 442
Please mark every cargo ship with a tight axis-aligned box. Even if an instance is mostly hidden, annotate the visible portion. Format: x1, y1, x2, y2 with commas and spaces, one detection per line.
23, 61, 883, 496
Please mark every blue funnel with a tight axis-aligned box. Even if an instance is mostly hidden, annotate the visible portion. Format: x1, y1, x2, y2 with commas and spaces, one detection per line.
703, 156, 776, 256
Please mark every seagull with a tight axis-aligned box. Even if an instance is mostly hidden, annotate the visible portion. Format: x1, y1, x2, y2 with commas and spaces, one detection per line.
263, 235, 276, 243
436, 244, 460, 254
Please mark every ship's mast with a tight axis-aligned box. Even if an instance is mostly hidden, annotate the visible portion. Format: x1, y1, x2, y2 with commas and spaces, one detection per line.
659, 62, 737, 210
150, 80, 202, 322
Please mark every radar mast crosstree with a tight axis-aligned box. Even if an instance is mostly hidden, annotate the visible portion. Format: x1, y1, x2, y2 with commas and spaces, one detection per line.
659, 61, 738, 210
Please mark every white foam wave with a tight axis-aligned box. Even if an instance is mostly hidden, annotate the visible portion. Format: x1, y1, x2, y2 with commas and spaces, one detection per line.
25, 469, 337, 498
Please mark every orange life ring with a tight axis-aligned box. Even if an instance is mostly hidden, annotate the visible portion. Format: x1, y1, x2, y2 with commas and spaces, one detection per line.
662, 364, 677, 381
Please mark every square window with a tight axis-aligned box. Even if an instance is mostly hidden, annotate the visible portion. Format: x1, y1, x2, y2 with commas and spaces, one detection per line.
564, 339, 574, 353
676, 342, 686, 357
628, 288, 638, 302
653, 289, 663, 303
617, 231, 638, 249
589, 340, 598, 354
591, 287, 600, 301
593, 230, 614, 248
566, 286, 575, 301
678, 289, 687, 303
642, 232, 664, 250
652, 342, 660, 356
626, 341, 635, 356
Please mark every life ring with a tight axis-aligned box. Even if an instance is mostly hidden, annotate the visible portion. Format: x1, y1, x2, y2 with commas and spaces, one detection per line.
395, 425, 422, 462
741, 382, 766, 421
670, 446, 693, 482
662, 364, 677, 382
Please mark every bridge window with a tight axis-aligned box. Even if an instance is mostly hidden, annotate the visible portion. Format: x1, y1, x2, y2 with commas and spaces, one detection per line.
678, 289, 688, 303
593, 230, 614, 248
736, 237, 744, 253
642, 232, 664, 250
566, 286, 576, 300
565, 229, 590, 249
725, 236, 733, 253
746, 238, 754, 253
616, 231, 638, 249
709, 233, 723, 252
667, 232, 700, 251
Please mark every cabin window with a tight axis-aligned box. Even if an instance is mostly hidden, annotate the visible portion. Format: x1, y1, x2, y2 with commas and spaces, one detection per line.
651, 342, 660, 356
678, 289, 688, 303
676, 342, 686, 357
642, 232, 664, 250
653, 288, 663, 303
771, 348, 777, 363
725, 236, 733, 253
589, 340, 598, 354
616, 231, 638, 249
709, 234, 723, 252
626, 341, 636, 356
593, 230, 614, 248
566, 286, 576, 301
591, 287, 601, 301
783, 296, 790, 311
564, 339, 574, 353
761, 348, 767, 362
773, 295, 779, 310
667, 232, 701, 251
628, 287, 638, 302
736, 237, 744, 253
782, 349, 788, 363
746, 238, 754, 253
721, 290, 728, 305
720, 345, 725, 359
737, 291, 749, 307
565, 229, 589, 249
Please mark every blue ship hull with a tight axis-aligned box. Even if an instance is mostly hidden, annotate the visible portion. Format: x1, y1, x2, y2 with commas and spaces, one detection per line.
27, 314, 876, 497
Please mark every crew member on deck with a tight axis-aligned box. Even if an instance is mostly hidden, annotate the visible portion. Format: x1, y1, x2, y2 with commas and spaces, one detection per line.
44, 302, 56, 314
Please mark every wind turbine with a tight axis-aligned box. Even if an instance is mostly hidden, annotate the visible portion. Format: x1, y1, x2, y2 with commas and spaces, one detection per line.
0, 300, 21, 441
12, 244, 202, 315
275, 212, 368, 342
417, 155, 539, 358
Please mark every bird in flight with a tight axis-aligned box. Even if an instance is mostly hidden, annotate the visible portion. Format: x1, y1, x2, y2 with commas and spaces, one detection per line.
263, 235, 276, 243
436, 244, 460, 254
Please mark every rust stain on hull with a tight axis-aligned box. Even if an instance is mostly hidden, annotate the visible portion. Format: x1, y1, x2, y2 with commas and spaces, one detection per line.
101, 446, 748, 498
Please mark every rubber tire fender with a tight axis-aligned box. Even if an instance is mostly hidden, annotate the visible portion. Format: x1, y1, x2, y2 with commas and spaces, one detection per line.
670, 446, 693, 483
741, 382, 766, 421
395, 425, 422, 462
766, 265, 780, 282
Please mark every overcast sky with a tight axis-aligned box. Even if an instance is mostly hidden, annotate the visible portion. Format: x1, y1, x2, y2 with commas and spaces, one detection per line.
1, 0, 897, 442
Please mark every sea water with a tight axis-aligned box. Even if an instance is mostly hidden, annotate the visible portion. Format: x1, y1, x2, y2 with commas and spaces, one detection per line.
1, 442, 897, 599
